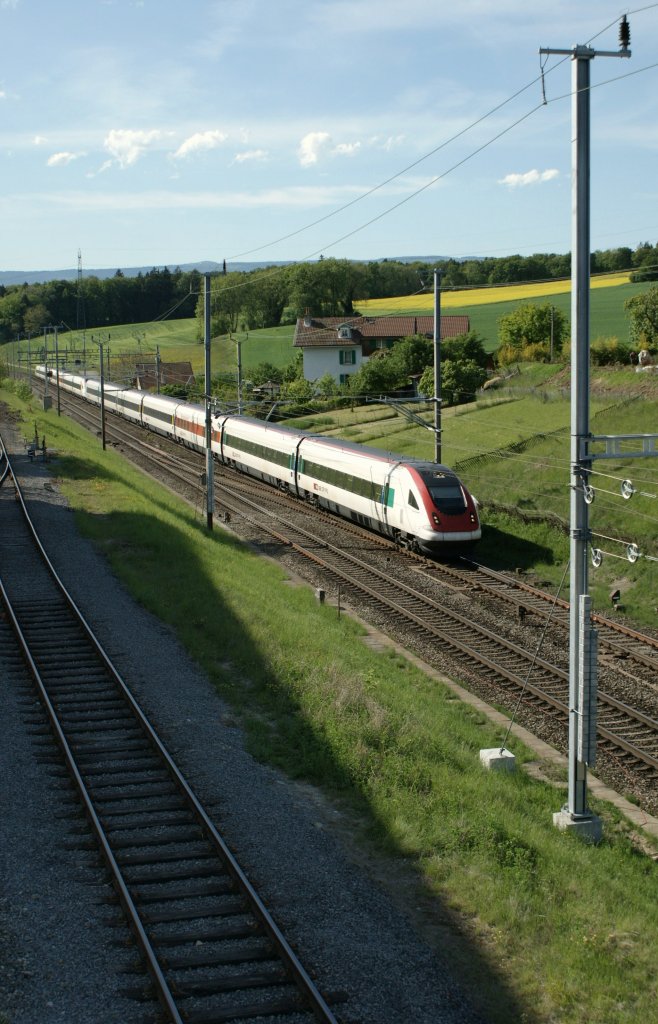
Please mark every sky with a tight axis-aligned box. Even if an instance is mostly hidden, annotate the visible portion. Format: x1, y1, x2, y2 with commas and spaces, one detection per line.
0, 0, 657, 273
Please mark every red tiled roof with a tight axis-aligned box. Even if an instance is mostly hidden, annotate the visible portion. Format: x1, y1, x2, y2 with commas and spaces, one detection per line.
293, 315, 470, 348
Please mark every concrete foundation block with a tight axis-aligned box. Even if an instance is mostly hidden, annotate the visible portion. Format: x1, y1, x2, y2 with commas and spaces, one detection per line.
553, 809, 603, 844
479, 747, 516, 772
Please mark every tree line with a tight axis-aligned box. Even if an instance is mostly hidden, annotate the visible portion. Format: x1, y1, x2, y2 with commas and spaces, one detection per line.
1, 241, 657, 344
0, 267, 201, 343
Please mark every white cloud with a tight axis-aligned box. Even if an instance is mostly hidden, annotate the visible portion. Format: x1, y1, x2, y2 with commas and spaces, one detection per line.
173, 129, 228, 160
47, 151, 82, 167
33, 135, 47, 146
0, 90, 6, 100
298, 131, 331, 167
233, 149, 268, 164
333, 141, 361, 157
103, 128, 163, 168
298, 132, 363, 166
499, 168, 560, 188
381, 134, 405, 151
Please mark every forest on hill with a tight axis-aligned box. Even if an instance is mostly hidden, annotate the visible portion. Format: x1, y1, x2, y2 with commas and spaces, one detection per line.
0, 242, 656, 344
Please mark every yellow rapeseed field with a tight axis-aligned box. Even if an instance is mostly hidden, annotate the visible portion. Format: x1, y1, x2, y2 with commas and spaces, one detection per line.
359, 272, 631, 313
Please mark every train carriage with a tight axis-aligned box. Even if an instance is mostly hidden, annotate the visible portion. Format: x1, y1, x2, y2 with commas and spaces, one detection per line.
140, 392, 179, 440
217, 415, 303, 490
171, 400, 206, 449
33, 366, 480, 555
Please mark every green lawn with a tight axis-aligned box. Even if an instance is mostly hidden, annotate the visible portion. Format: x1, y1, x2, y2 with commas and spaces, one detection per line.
2, 382, 658, 1024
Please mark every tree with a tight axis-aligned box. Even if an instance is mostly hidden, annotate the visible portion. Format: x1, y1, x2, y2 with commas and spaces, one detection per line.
315, 373, 339, 397
348, 353, 404, 396
23, 303, 52, 335
418, 359, 486, 406
250, 362, 283, 386
625, 286, 658, 347
498, 302, 569, 362
0, 289, 28, 341
441, 331, 488, 368
282, 377, 314, 402
387, 334, 434, 377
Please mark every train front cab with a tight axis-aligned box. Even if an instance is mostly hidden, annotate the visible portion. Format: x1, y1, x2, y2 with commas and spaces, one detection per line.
406, 465, 480, 555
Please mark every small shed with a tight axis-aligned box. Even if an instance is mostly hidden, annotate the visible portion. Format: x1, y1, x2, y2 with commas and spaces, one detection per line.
134, 361, 196, 391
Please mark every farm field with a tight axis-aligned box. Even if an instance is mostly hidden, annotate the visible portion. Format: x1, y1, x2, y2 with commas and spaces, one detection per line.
13, 272, 652, 372
2, 381, 658, 1024
359, 275, 651, 353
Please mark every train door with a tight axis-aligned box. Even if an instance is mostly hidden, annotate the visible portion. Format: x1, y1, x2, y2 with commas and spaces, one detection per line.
292, 438, 305, 497
376, 462, 399, 535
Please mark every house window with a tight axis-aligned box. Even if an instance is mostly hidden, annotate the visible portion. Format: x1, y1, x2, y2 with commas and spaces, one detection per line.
338, 326, 352, 340
339, 373, 351, 386
339, 349, 356, 365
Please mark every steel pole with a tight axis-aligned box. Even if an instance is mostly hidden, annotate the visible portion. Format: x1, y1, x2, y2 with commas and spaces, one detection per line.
433, 269, 442, 464
237, 339, 243, 415
568, 48, 594, 820
99, 342, 106, 451
204, 274, 214, 530
54, 327, 61, 416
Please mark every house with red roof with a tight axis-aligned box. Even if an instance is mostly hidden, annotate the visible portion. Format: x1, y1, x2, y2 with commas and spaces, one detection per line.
293, 313, 470, 386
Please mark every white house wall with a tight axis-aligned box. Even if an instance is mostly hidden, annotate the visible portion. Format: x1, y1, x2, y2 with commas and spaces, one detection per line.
302, 348, 365, 383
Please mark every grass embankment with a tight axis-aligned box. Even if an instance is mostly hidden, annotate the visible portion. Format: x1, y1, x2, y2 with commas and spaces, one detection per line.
288, 364, 658, 627
2, 386, 658, 1024
42, 318, 296, 378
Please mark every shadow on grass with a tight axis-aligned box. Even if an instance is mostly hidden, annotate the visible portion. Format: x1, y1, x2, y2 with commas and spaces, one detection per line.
24, 456, 536, 1024
477, 523, 558, 573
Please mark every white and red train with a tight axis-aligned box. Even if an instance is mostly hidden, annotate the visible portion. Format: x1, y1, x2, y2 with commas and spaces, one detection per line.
35, 366, 481, 555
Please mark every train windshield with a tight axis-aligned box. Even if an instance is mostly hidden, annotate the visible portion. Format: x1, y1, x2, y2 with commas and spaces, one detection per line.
419, 471, 466, 514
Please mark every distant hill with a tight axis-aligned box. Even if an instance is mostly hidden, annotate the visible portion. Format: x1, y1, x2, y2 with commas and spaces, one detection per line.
0, 260, 293, 286
0, 256, 459, 287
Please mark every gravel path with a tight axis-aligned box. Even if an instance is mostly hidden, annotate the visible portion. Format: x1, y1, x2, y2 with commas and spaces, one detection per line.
0, 413, 486, 1024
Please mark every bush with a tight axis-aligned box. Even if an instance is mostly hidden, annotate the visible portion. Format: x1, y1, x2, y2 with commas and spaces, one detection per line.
14, 382, 33, 401
519, 342, 550, 362
590, 336, 632, 366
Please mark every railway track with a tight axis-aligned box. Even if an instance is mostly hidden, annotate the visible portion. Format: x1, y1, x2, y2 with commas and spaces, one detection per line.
28, 387, 658, 785
0, 434, 339, 1024
209, 479, 658, 777
77, 392, 658, 681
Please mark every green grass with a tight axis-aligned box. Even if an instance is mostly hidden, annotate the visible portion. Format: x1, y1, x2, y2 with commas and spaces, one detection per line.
281, 366, 658, 624
356, 281, 649, 351
2, 384, 658, 1024
23, 319, 296, 378
5, 278, 649, 376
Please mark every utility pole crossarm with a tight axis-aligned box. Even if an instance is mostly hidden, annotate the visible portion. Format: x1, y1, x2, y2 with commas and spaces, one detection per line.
582, 434, 658, 460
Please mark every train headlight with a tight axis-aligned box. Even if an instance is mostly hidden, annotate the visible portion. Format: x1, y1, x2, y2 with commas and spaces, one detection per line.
431, 512, 441, 527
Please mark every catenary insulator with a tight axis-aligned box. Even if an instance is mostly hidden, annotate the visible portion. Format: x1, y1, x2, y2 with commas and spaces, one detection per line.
627, 543, 640, 564
619, 15, 631, 51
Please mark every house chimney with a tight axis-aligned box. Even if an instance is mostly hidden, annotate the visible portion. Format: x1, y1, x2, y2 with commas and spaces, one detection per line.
303, 307, 312, 328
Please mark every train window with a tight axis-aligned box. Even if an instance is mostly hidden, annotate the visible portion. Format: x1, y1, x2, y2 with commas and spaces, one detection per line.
420, 472, 466, 514
408, 491, 419, 510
